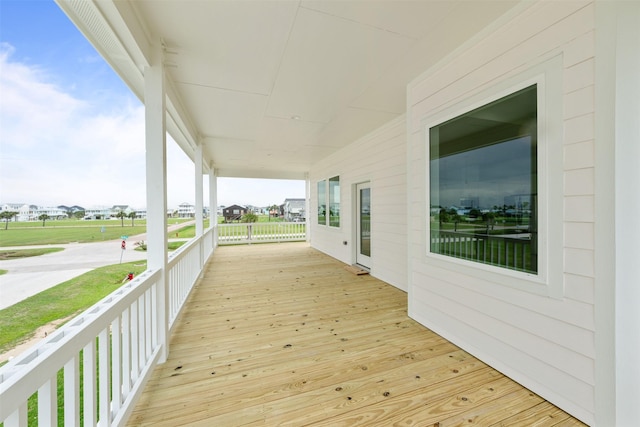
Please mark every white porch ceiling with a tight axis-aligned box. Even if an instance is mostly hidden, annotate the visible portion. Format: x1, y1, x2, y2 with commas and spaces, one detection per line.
58, 0, 520, 179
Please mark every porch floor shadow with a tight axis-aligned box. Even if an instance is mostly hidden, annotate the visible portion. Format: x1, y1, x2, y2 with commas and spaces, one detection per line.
128, 242, 586, 426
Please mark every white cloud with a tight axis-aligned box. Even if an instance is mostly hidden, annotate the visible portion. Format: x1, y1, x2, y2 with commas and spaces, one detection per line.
1, 45, 148, 207
0, 44, 305, 210
0, 44, 84, 150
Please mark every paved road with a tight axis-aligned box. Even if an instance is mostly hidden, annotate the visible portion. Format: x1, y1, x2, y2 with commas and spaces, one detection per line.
0, 221, 193, 310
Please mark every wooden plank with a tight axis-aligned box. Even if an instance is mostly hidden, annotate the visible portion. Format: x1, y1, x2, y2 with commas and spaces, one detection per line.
128, 243, 585, 427
490, 401, 572, 426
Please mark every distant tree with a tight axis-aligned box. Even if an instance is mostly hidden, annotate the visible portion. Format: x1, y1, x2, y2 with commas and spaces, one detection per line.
438, 208, 450, 226
446, 208, 461, 231
0, 211, 18, 229
269, 204, 279, 221
128, 211, 137, 226
482, 211, 496, 232
241, 212, 258, 223
469, 208, 481, 219
115, 210, 126, 227
74, 211, 85, 220
38, 213, 50, 227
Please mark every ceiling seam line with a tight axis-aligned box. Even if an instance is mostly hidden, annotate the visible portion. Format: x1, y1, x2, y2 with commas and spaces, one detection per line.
298, 5, 417, 40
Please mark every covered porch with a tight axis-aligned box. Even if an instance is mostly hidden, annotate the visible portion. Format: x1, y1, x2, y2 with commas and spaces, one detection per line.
129, 242, 584, 426
2, 1, 637, 425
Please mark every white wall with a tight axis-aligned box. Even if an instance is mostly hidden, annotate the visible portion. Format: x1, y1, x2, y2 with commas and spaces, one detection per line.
407, 1, 600, 424
309, 116, 407, 291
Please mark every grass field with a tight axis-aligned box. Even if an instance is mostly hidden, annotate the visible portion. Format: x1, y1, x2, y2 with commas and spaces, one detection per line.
0, 217, 199, 350
0, 218, 196, 246
0, 247, 64, 260
0, 261, 148, 354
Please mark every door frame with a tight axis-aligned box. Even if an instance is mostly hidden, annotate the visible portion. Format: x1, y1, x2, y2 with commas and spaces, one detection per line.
354, 181, 371, 269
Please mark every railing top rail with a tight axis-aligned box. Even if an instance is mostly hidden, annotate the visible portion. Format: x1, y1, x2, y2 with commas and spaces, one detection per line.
433, 229, 532, 241
217, 221, 304, 226
168, 226, 215, 266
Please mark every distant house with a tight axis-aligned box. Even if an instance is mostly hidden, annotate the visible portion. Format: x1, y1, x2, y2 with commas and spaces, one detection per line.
84, 206, 112, 220
222, 205, 247, 222
283, 198, 305, 221
176, 202, 195, 218
37, 206, 68, 220
112, 204, 130, 213
1, 203, 31, 222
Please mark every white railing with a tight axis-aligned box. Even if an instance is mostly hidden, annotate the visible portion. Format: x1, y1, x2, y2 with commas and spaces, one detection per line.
430, 229, 536, 273
218, 221, 306, 245
0, 227, 216, 426
0, 269, 163, 426
167, 227, 216, 330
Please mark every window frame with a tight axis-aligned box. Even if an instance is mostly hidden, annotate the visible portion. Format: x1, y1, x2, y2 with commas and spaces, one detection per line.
317, 176, 340, 228
429, 84, 538, 275
329, 176, 340, 227
317, 180, 326, 225
423, 56, 563, 297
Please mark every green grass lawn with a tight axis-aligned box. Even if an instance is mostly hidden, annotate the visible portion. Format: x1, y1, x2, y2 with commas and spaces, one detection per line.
0, 217, 201, 351
0, 225, 147, 246
0, 247, 64, 260
0, 261, 148, 354
0, 217, 201, 247
171, 219, 210, 238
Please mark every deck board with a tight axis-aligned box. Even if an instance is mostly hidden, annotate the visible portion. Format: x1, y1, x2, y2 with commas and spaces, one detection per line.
129, 242, 586, 426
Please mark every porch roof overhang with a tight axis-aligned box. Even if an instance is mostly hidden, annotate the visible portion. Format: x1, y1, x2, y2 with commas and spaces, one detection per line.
54, 0, 520, 180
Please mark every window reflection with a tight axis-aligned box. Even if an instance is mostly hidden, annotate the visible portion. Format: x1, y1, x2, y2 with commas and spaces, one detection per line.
429, 85, 538, 274
317, 180, 326, 225
329, 176, 340, 227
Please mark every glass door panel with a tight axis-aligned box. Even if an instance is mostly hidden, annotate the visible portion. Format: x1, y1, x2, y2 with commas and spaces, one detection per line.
356, 182, 371, 268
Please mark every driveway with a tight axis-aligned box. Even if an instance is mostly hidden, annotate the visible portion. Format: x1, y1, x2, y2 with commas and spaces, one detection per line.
0, 221, 193, 310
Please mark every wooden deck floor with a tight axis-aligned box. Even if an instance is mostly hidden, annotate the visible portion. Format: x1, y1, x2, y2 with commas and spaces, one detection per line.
129, 242, 586, 426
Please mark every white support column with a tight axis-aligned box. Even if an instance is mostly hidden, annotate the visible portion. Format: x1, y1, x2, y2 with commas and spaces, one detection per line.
195, 144, 204, 268
209, 163, 218, 247
195, 143, 204, 238
144, 43, 169, 363
305, 173, 310, 242
613, 2, 640, 424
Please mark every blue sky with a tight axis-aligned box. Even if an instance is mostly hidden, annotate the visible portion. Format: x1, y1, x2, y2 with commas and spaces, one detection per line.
0, 0, 304, 209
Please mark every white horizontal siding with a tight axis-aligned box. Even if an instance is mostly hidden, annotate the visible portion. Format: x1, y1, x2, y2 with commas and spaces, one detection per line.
309, 116, 407, 291
407, 1, 597, 424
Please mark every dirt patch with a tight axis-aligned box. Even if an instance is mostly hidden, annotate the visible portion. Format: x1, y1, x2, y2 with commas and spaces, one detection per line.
0, 250, 21, 260
0, 316, 74, 364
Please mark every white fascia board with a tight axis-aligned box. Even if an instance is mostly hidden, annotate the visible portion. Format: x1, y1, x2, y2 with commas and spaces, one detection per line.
55, 1, 206, 172
216, 168, 307, 181
55, 0, 149, 101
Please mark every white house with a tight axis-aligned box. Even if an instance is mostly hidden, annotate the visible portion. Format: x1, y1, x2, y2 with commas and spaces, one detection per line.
3, 1, 636, 426
36, 206, 68, 220
176, 202, 195, 218
283, 198, 305, 221
83, 206, 113, 220
0, 203, 35, 222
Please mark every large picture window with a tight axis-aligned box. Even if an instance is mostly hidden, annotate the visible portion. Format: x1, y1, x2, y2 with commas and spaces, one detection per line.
429, 85, 538, 274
